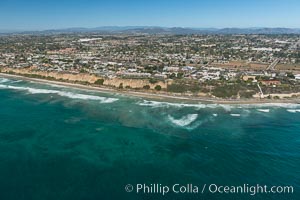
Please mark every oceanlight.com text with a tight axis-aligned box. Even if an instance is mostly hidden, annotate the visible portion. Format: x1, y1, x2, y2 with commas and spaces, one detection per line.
125, 183, 294, 196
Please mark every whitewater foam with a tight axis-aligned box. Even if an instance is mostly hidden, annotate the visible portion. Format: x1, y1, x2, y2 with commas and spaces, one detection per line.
0, 78, 10, 83
137, 100, 300, 110
138, 100, 206, 108
0, 84, 118, 103
257, 109, 270, 113
287, 109, 300, 113
137, 100, 225, 110
230, 114, 241, 117
10, 80, 23, 83
168, 114, 198, 127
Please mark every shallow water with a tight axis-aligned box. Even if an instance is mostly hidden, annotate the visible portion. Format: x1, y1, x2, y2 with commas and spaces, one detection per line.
0, 77, 299, 199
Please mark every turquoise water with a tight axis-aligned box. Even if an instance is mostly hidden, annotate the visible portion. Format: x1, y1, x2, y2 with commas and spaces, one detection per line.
0, 77, 299, 200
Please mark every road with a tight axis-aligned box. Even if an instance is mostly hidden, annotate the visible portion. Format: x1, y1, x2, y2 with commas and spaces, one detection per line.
266, 38, 299, 71
266, 58, 280, 71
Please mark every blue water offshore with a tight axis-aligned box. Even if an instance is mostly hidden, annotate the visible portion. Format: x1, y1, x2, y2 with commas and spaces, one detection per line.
0, 77, 299, 200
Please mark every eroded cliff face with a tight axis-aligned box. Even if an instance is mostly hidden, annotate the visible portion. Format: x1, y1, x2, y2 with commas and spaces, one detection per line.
2, 68, 167, 89
104, 78, 167, 89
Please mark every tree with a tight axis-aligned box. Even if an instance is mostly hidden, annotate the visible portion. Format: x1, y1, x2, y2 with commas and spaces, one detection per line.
177, 72, 184, 79
273, 96, 280, 100
94, 79, 104, 85
155, 85, 162, 91
119, 83, 123, 89
149, 78, 158, 84
143, 85, 150, 90
169, 73, 176, 79
287, 72, 295, 79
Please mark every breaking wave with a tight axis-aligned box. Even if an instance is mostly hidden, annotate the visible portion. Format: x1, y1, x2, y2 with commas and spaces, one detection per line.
253, 103, 300, 109
10, 80, 23, 83
168, 114, 198, 127
137, 100, 300, 110
138, 100, 207, 108
137, 100, 228, 110
287, 109, 300, 113
257, 109, 270, 113
0, 78, 10, 83
0, 84, 118, 103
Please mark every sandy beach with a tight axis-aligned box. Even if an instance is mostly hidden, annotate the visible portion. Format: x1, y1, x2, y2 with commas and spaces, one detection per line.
1, 72, 299, 105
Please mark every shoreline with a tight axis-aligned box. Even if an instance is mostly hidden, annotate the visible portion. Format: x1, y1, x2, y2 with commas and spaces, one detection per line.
1, 72, 300, 105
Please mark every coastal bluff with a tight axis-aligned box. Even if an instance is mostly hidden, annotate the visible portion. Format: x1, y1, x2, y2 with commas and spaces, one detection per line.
1, 67, 167, 90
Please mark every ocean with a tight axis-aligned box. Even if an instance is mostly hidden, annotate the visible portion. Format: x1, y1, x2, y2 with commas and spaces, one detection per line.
0, 77, 299, 200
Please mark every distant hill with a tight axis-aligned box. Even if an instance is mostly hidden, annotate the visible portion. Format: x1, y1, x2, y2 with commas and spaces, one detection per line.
214, 28, 300, 34
1, 26, 300, 35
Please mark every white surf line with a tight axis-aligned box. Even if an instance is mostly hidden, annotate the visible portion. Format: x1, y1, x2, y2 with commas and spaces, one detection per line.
287, 109, 300, 113
257, 109, 270, 113
0, 84, 119, 103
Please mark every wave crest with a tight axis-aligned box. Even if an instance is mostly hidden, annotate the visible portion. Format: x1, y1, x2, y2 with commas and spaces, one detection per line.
257, 109, 270, 113
230, 114, 241, 117
287, 109, 300, 113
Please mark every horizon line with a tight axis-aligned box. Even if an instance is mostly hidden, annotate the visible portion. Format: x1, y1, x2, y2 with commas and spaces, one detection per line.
1, 26, 300, 33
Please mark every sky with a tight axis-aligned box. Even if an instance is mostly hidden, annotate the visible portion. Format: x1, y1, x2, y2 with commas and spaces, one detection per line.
0, 0, 300, 31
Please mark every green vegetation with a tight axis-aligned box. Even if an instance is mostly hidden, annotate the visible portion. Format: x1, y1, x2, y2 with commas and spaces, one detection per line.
168, 73, 176, 79
143, 85, 150, 90
273, 96, 280, 99
79, 69, 86, 73
239, 91, 256, 98
177, 72, 184, 79
286, 72, 295, 79
154, 85, 162, 91
74, 80, 90, 85
23, 73, 57, 81
149, 78, 158, 84
94, 79, 105, 85
167, 83, 200, 93
212, 85, 240, 98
